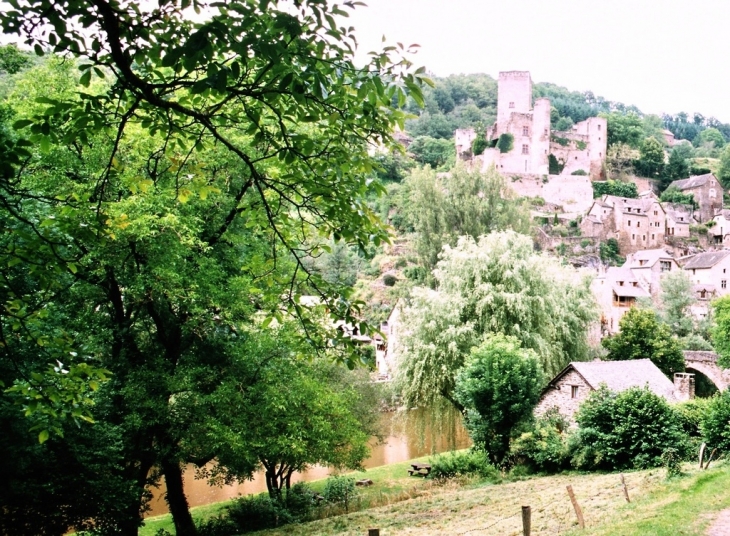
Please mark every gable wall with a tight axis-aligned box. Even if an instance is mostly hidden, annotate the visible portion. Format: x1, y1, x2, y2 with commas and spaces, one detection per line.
535, 370, 592, 421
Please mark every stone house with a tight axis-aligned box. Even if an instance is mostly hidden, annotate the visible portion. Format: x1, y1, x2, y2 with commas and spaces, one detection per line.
580, 195, 666, 254
663, 203, 693, 238
456, 71, 606, 179
671, 173, 723, 223
708, 209, 730, 246
683, 250, 730, 297
623, 248, 680, 297
592, 266, 650, 335
535, 359, 690, 422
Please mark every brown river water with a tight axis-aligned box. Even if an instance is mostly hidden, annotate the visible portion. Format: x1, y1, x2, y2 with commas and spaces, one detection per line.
146, 405, 470, 516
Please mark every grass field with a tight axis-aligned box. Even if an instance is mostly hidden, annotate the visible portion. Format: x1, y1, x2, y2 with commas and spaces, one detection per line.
141, 459, 730, 535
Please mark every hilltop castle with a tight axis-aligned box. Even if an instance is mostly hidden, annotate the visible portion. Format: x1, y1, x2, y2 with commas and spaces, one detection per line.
456, 71, 607, 178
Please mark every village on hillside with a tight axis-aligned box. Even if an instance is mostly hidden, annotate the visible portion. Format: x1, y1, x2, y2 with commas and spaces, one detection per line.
368, 71, 730, 415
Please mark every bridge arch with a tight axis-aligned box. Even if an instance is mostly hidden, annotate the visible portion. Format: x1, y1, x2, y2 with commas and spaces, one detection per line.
683, 351, 730, 393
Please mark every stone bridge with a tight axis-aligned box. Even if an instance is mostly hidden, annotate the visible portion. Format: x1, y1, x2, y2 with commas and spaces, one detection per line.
684, 351, 730, 391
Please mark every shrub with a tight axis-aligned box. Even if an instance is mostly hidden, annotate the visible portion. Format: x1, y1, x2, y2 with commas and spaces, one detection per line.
531, 196, 546, 207
428, 449, 500, 480
580, 239, 592, 248
660, 186, 697, 208
570, 386, 687, 471
599, 238, 623, 265
394, 257, 407, 269
471, 132, 488, 156
198, 495, 294, 536
497, 133, 514, 154
548, 154, 564, 175
701, 390, 730, 453
571, 169, 588, 175
661, 448, 683, 478
510, 409, 571, 473
382, 273, 397, 286
592, 180, 638, 199
322, 475, 357, 513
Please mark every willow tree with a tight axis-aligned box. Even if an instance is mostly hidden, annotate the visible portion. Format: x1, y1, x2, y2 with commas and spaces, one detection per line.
404, 165, 531, 274
0, 1, 425, 534
396, 231, 597, 409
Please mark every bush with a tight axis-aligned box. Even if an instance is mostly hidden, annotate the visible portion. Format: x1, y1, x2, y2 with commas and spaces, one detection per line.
592, 180, 638, 199
599, 238, 623, 265
510, 409, 571, 473
497, 133, 514, 154
471, 132, 488, 156
571, 169, 588, 176
570, 386, 687, 471
661, 448, 683, 478
394, 257, 407, 269
382, 273, 397, 286
701, 390, 730, 453
428, 449, 500, 480
322, 475, 357, 512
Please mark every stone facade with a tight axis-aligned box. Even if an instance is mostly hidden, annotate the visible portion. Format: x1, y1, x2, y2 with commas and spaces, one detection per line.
672, 173, 723, 223
535, 369, 591, 420
683, 250, 730, 298
708, 209, 730, 246
592, 266, 650, 335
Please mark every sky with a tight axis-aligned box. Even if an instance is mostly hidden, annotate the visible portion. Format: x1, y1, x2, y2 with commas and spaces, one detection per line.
346, 0, 730, 122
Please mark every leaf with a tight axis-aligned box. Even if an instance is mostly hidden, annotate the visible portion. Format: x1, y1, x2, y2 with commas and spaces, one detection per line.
13, 119, 33, 130
38, 430, 49, 444
79, 70, 91, 87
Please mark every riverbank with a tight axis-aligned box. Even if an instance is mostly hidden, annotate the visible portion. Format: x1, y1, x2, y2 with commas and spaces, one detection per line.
141, 458, 730, 535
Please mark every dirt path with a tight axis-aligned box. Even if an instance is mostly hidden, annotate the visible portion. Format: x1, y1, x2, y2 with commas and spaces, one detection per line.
707, 509, 730, 535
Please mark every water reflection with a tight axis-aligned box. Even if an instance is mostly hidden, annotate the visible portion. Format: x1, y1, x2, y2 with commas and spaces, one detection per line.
146, 404, 469, 516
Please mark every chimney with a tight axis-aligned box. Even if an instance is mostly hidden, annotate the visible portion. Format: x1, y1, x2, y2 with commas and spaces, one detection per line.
674, 373, 695, 401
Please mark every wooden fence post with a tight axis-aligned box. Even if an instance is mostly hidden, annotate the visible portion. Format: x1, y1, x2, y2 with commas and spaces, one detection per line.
620, 474, 630, 503
368, 529, 380, 536
522, 505, 531, 536
699, 442, 707, 469
566, 485, 585, 529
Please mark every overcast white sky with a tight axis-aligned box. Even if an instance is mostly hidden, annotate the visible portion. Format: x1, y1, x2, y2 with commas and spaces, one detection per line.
347, 0, 730, 122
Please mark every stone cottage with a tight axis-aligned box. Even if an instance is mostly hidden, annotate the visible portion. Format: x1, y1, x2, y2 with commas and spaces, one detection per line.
535, 359, 690, 422
663, 202, 693, 238
683, 250, 730, 297
671, 173, 723, 223
592, 266, 650, 335
623, 248, 680, 297
708, 209, 730, 246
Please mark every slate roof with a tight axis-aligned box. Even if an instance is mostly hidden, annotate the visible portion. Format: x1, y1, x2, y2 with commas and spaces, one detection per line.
683, 350, 719, 363
673, 173, 716, 190
626, 248, 674, 269
546, 359, 675, 400
612, 284, 650, 298
682, 250, 730, 270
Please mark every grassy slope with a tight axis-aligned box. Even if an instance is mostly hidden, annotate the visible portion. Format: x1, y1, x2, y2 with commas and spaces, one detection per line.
143, 459, 730, 536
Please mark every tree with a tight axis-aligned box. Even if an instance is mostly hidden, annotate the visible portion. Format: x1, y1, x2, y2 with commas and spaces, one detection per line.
662, 146, 692, 190
601, 111, 644, 148
408, 135, 455, 169
454, 335, 544, 466
711, 296, 730, 368
718, 145, 730, 189
694, 127, 726, 149
635, 137, 665, 178
404, 165, 531, 273
604, 142, 638, 179
0, 2, 425, 534
602, 308, 685, 377
471, 131, 488, 156
396, 232, 597, 409
701, 390, 730, 453
658, 270, 696, 338
592, 180, 638, 199
660, 186, 697, 208
572, 386, 686, 470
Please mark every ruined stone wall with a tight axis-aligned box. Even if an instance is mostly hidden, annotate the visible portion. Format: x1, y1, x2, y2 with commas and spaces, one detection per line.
455, 128, 476, 156
503, 173, 593, 214
535, 370, 592, 421
630, 176, 660, 195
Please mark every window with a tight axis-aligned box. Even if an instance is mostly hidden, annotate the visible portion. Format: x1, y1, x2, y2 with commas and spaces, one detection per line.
701, 290, 707, 299
710, 188, 717, 199
660, 261, 671, 272
522, 144, 529, 155
509, 101, 515, 108
632, 282, 638, 287
628, 220, 632, 226
571, 386, 579, 398
598, 124, 602, 131
637, 221, 641, 227
654, 211, 658, 216
639, 260, 647, 266
643, 235, 646, 241
618, 281, 624, 286
652, 234, 655, 240
723, 280, 728, 289
693, 269, 696, 275
632, 234, 635, 240
522, 126, 529, 136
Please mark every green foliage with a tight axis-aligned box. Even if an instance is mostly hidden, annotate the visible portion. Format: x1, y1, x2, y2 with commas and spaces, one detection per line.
397, 232, 597, 409
571, 169, 588, 175
548, 154, 565, 175
635, 137, 666, 178
551, 135, 570, 147
428, 449, 499, 480
711, 296, 730, 368
701, 390, 730, 453
408, 136, 455, 169
660, 186, 697, 208
497, 133, 514, 153
602, 308, 685, 377
601, 111, 645, 148
661, 448, 683, 478
471, 131, 488, 156
554, 116, 574, 132
322, 475, 357, 512
454, 335, 545, 465
0, 44, 33, 75
575, 140, 587, 151
592, 180, 638, 199
599, 239, 623, 265
658, 270, 696, 338
571, 386, 686, 470
404, 165, 531, 272
372, 151, 415, 183
664, 146, 692, 187
510, 409, 571, 473
718, 145, 730, 189
674, 398, 711, 441
382, 273, 397, 287
694, 127, 726, 149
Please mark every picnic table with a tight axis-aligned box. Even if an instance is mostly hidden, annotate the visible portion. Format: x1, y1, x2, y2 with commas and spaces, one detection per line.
407, 463, 431, 477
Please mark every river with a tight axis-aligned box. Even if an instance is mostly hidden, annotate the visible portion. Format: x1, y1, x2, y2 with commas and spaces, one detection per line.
146, 405, 470, 516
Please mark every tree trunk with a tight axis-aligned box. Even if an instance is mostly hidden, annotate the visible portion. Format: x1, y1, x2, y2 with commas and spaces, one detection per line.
162, 459, 198, 536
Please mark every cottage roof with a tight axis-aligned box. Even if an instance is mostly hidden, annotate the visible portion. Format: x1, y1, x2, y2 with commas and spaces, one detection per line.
612, 284, 650, 298
602, 195, 660, 215
673, 173, 717, 190
714, 209, 730, 221
683, 350, 719, 363
625, 248, 675, 269
682, 250, 730, 270
546, 359, 675, 400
